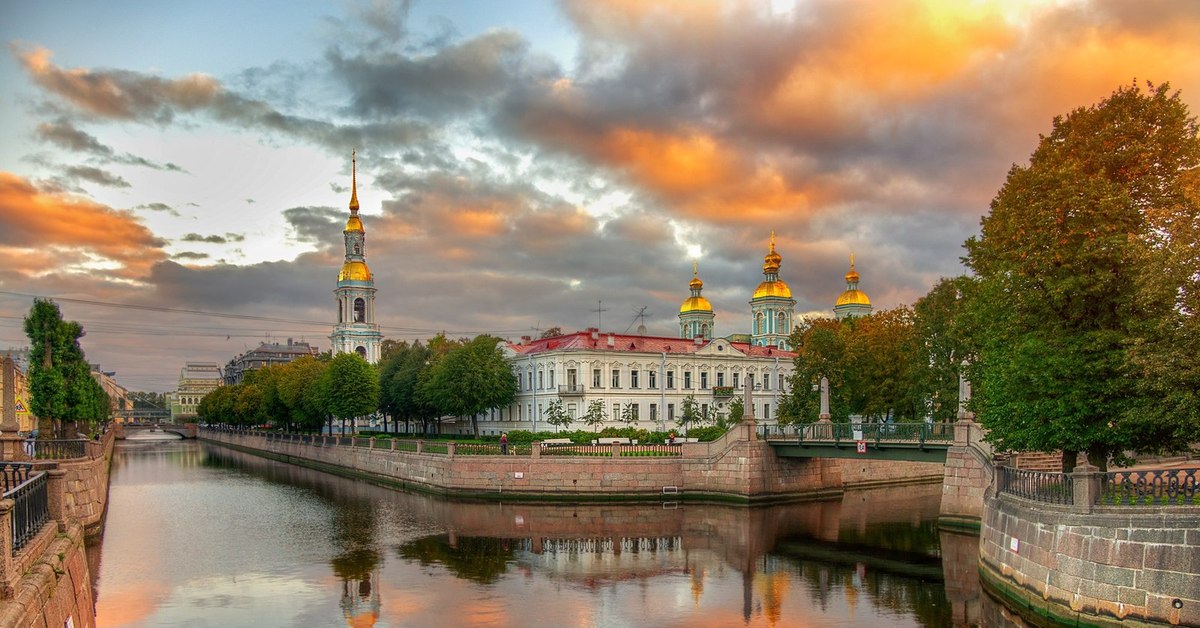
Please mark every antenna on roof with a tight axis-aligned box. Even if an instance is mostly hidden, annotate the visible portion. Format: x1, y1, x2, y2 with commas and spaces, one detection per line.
624, 306, 650, 334
593, 300, 608, 332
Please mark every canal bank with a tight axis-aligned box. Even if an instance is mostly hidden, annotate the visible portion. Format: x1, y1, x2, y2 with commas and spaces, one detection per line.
200, 426, 945, 504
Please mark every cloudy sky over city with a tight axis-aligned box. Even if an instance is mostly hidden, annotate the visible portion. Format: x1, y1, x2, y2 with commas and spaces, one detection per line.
2, 0, 1199, 391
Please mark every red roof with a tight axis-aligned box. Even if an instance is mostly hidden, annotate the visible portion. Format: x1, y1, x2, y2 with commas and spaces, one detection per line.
508, 329, 795, 359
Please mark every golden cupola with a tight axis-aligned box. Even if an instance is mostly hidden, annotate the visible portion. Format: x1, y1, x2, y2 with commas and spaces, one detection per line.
834, 253, 873, 320
752, 231, 792, 299
680, 262, 713, 313
338, 150, 372, 282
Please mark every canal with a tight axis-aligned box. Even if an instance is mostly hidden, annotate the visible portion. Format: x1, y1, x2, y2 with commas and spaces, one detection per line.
90, 439, 1002, 627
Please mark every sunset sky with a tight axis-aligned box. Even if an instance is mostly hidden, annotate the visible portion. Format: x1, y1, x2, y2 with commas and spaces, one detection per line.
3, 0, 1200, 391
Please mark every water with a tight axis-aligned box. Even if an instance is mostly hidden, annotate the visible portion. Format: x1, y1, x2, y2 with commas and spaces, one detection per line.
91, 440, 997, 627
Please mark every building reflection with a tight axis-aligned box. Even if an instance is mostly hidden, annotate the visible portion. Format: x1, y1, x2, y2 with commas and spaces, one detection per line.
197, 444, 982, 627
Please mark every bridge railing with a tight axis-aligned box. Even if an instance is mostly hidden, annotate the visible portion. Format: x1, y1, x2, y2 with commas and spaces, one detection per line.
1, 464, 49, 554
28, 439, 89, 461
762, 422, 956, 448
997, 466, 1073, 505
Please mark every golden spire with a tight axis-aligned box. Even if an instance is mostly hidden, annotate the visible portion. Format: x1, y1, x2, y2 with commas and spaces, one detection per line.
349, 149, 360, 213
689, 260, 703, 290
762, 230, 782, 274
845, 252, 860, 284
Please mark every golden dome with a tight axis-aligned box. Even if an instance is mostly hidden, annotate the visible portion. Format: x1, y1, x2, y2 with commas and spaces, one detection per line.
339, 260, 373, 281
836, 289, 871, 306
762, 231, 782, 273
753, 280, 792, 299
345, 214, 364, 233
689, 274, 703, 290
680, 296, 713, 313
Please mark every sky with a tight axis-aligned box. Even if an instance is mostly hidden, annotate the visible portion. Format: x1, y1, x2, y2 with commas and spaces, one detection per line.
2, 0, 1200, 392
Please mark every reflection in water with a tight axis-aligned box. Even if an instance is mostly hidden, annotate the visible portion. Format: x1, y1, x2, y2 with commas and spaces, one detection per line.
92, 441, 992, 627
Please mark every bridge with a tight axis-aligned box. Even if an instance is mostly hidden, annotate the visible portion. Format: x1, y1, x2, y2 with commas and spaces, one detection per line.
113, 408, 171, 422
112, 423, 197, 439
762, 422, 955, 463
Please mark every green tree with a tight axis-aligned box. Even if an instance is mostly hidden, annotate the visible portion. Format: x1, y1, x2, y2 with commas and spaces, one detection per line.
319, 353, 379, 432
843, 307, 919, 422
785, 317, 850, 423
278, 357, 327, 432
964, 82, 1200, 470
619, 402, 639, 427
727, 396, 745, 424
912, 277, 976, 423
543, 399, 572, 432
23, 299, 109, 436
677, 395, 699, 434
423, 336, 517, 437
582, 400, 607, 432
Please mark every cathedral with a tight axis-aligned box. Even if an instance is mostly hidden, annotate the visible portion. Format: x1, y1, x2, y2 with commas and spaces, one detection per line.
329, 152, 382, 364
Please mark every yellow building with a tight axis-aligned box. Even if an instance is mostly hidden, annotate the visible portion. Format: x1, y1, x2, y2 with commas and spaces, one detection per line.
1, 353, 35, 433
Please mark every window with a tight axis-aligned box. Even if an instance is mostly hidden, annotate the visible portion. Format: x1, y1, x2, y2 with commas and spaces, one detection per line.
667, 403, 675, 421
777, 312, 787, 334
701, 403, 709, 418
593, 368, 602, 388
630, 404, 640, 420
518, 404, 523, 420
716, 372, 725, 387
666, 370, 675, 389
527, 372, 533, 390
762, 404, 770, 420
354, 298, 366, 323
648, 370, 657, 389
762, 373, 771, 391
548, 370, 555, 388
613, 403, 620, 420
756, 312, 764, 334
701, 323, 709, 337
700, 372, 708, 389
568, 403, 577, 418
537, 403, 543, 418
733, 372, 740, 389
631, 369, 640, 389
684, 371, 692, 389
611, 369, 621, 389
538, 370, 544, 389
650, 403, 658, 420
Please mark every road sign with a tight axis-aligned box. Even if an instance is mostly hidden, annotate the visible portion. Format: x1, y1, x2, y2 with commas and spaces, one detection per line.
13, 399, 27, 414
856, 440, 867, 454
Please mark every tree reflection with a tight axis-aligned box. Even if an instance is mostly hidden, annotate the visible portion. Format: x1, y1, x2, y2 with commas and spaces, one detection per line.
395, 535, 515, 584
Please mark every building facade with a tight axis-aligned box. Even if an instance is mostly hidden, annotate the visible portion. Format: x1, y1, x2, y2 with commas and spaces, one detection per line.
223, 339, 320, 385
170, 362, 223, 421
330, 151, 383, 364
90, 364, 132, 415
833, 254, 873, 319
1, 353, 34, 433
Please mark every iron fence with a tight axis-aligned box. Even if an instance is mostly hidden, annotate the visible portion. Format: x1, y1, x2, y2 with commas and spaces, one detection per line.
31, 439, 88, 460
0, 462, 34, 493
4, 469, 49, 554
762, 422, 956, 447
998, 466, 1073, 504
1100, 467, 1198, 506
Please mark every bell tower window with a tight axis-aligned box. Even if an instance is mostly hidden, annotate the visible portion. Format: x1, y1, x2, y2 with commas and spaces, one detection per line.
354, 297, 366, 322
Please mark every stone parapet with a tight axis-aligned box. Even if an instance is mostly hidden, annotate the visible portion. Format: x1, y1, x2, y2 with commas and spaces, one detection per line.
0, 522, 94, 628
980, 491, 1200, 626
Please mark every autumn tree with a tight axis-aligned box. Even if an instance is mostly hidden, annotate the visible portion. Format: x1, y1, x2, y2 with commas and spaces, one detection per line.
964, 82, 1200, 470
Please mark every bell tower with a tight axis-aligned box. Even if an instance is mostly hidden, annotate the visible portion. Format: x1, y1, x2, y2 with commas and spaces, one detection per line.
330, 151, 382, 363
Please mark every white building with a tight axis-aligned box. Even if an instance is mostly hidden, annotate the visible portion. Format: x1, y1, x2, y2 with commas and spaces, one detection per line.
330, 151, 382, 364
457, 236, 798, 436
170, 362, 223, 422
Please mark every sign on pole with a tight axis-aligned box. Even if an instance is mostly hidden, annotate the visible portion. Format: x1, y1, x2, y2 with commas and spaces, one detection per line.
856, 440, 867, 454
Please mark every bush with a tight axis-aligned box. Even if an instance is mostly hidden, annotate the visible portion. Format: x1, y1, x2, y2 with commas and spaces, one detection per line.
684, 425, 730, 442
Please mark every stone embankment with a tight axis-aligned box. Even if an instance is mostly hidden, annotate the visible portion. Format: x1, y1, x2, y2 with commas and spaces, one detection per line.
201, 423, 944, 503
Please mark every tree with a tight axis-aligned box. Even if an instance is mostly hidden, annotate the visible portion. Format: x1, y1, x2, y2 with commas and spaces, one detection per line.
539, 327, 562, 339
423, 336, 518, 437
278, 357, 327, 432
619, 402, 639, 427
784, 317, 850, 423
582, 400, 607, 432
319, 353, 379, 432
842, 307, 919, 422
23, 299, 109, 436
964, 82, 1200, 470
677, 395, 699, 434
912, 277, 976, 423
544, 399, 572, 432
727, 396, 745, 424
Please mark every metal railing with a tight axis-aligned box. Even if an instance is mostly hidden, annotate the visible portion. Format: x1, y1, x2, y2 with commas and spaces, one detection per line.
29, 439, 89, 460
761, 421, 956, 447
0, 462, 34, 493
998, 466, 1073, 505
1100, 467, 1198, 506
3, 468, 49, 554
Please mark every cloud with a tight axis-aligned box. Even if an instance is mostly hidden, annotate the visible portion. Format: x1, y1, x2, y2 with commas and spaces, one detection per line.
135, 202, 179, 216
36, 118, 185, 171
180, 233, 230, 244
63, 165, 130, 188
172, 251, 209, 260
14, 45, 430, 153
0, 171, 167, 278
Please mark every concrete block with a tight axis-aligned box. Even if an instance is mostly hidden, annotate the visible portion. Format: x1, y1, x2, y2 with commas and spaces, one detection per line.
1139, 569, 1200, 600
1145, 543, 1200, 573
1131, 528, 1187, 544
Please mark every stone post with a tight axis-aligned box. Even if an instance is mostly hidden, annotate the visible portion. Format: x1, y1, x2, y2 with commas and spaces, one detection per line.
46, 468, 67, 531
0, 355, 28, 461
612, 443, 620, 458
0, 499, 13, 597
416, 440, 424, 454
1071, 463, 1102, 513
531, 442, 541, 459
818, 376, 830, 420
390, 439, 397, 452
742, 379, 756, 440
447, 442, 456, 458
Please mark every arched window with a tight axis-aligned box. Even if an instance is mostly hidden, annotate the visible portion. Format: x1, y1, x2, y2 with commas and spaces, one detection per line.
701, 323, 709, 337
355, 346, 367, 358
777, 312, 787, 333
354, 244, 361, 255
354, 297, 366, 322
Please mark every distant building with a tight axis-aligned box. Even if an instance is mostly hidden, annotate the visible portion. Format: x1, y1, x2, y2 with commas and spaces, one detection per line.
223, 339, 319, 385
1, 352, 35, 433
90, 364, 132, 414
330, 151, 382, 364
171, 363, 223, 421
833, 254, 873, 320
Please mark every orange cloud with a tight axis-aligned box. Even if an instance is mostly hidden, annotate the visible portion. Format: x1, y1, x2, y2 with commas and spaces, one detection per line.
0, 172, 167, 279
